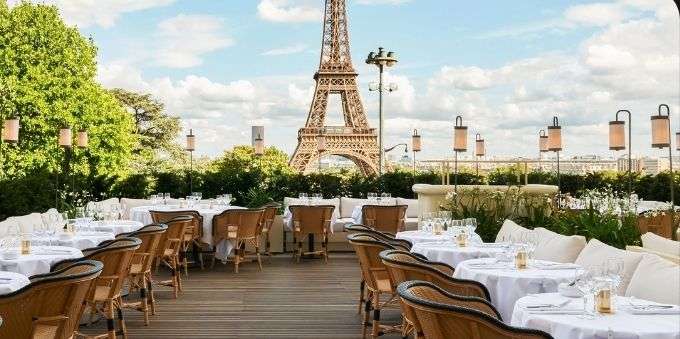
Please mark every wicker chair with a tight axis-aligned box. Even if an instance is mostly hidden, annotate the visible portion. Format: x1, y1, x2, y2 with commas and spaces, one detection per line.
0, 260, 102, 339
347, 233, 404, 338
288, 205, 335, 263
116, 224, 168, 325
361, 205, 408, 234
212, 208, 266, 273
150, 210, 205, 276
52, 237, 141, 339
259, 202, 280, 256
397, 281, 553, 339
380, 250, 491, 337
154, 216, 192, 298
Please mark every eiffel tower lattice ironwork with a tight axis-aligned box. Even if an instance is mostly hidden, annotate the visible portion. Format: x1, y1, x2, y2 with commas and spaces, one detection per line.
289, 0, 379, 175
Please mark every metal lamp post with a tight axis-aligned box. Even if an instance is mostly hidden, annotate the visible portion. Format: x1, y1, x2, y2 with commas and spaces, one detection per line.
317, 131, 326, 173
651, 104, 676, 240
412, 129, 421, 176
609, 110, 632, 198
366, 47, 398, 175
547, 117, 562, 207
57, 127, 72, 208
186, 129, 196, 194
453, 115, 468, 192
474, 133, 485, 176
538, 129, 549, 178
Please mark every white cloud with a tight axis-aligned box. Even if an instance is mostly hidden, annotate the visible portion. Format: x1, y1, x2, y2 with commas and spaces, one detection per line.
355, 0, 411, 5
257, 0, 322, 23
154, 14, 233, 68
564, 3, 628, 27
430, 66, 493, 91
7, 0, 175, 28
584, 44, 637, 71
261, 43, 308, 56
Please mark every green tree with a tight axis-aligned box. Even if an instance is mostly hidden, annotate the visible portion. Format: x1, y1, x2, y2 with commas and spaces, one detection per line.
0, 2, 135, 179
110, 88, 183, 172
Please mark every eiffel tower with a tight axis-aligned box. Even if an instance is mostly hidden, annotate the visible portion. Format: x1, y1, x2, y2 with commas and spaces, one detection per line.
289, 0, 379, 175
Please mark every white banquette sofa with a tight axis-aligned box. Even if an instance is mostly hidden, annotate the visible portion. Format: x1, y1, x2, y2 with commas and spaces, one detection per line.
498, 219, 680, 305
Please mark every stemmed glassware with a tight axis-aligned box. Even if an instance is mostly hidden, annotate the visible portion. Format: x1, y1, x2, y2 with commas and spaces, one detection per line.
606, 258, 624, 293
574, 268, 595, 319
367, 192, 377, 203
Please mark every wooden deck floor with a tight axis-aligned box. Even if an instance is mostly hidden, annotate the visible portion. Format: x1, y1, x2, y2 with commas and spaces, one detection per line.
83, 253, 402, 338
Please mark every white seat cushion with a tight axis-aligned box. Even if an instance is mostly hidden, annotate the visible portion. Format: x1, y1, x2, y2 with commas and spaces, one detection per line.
12, 213, 45, 234
641, 232, 680, 258
397, 198, 419, 218
533, 228, 586, 263
120, 198, 151, 219
625, 254, 680, 305
340, 197, 368, 218
404, 217, 419, 231
575, 238, 644, 293
495, 219, 531, 243
332, 217, 355, 232
0, 218, 20, 238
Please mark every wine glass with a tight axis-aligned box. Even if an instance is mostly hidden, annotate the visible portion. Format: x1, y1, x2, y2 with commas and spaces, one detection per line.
574, 268, 595, 319
606, 258, 624, 292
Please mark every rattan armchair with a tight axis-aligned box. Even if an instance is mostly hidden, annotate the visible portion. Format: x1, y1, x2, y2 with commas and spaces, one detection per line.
345, 224, 412, 251
0, 260, 102, 339
212, 208, 266, 273
347, 233, 404, 338
116, 224, 168, 325
150, 210, 205, 276
380, 250, 491, 338
52, 237, 141, 339
397, 281, 553, 339
259, 202, 280, 256
361, 205, 407, 234
288, 205, 334, 263
154, 216, 192, 298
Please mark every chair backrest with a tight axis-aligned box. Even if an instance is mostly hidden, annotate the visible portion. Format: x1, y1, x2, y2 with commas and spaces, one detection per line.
212, 209, 265, 244
117, 224, 168, 274
347, 233, 398, 292
0, 260, 103, 339
81, 238, 141, 301
260, 203, 280, 232
397, 281, 553, 339
156, 216, 193, 258
345, 224, 412, 250
288, 205, 335, 235
380, 250, 489, 300
150, 210, 203, 240
361, 205, 407, 234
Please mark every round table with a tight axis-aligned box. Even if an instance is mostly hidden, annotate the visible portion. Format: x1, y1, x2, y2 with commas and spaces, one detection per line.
511, 293, 680, 339
0, 246, 83, 276
29, 231, 115, 250
89, 220, 144, 235
454, 258, 579, 322
411, 241, 507, 268
0, 271, 30, 295
396, 230, 483, 245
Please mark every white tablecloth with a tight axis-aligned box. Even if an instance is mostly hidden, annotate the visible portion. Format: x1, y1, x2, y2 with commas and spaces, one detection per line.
411, 241, 506, 268
512, 293, 680, 339
89, 220, 144, 235
0, 271, 30, 295
282, 206, 339, 233
454, 258, 578, 322
0, 246, 83, 276
396, 230, 483, 245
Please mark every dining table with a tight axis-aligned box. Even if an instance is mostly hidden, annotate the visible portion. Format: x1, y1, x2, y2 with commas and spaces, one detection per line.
0, 246, 83, 276
0, 271, 30, 295
411, 241, 507, 268
88, 220, 145, 235
396, 230, 483, 246
511, 293, 680, 339
30, 231, 116, 250
453, 258, 580, 322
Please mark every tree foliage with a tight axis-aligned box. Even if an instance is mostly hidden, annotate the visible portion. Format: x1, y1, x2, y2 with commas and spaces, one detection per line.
0, 2, 135, 178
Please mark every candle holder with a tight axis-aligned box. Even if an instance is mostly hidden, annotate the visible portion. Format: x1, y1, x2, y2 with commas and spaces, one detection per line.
20, 237, 31, 255
596, 287, 613, 313
515, 249, 528, 269
456, 232, 467, 247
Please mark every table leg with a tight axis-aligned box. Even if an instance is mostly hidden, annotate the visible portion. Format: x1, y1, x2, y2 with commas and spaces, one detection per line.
308, 234, 315, 253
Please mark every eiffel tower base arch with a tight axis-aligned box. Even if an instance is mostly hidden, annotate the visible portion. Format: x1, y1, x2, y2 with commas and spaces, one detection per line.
290, 130, 379, 175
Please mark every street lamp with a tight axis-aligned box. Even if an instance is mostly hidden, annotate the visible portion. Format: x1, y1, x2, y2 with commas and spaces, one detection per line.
254, 133, 264, 156
453, 115, 468, 192
412, 129, 421, 175
609, 110, 632, 198
547, 117, 562, 207
56, 126, 72, 208
538, 129, 548, 173
475, 133, 485, 176
317, 131, 326, 172
186, 129, 196, 194
366, 46, 398, 175
651, 104, 676, 240
0, 117, 19, 177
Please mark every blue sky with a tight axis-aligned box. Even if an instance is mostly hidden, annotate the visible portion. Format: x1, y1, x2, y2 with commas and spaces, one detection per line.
12, 0, 679, 165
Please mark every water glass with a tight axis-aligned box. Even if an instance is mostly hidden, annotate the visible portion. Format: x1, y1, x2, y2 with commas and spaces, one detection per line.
606, 258, 624, 291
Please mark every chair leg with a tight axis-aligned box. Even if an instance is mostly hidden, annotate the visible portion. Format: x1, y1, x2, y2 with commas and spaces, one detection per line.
234, 247, 240, 273
358, 280, 365, 314
183, 243, 189, 278
256, 245, 263, 271
106, 300, 116, 339
362, 298, 372, 339
296, 240, 302, 263
265, 232, 271, 256
147, 274, 156, 315
372, 294, 380, 338
324, 234, 329, 263
117, 297, 128, 339
176, 257, 183, 292
139, 284, 149, 326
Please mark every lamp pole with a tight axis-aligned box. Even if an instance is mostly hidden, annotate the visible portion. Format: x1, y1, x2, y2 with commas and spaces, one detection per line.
548, 116, 562, 208
609, 110, 632, 198
475, 133, 485, 176
453, 115, 468, 192
57, 127, 72, 208
366, 47, 398, 175
538, 129, 548, 183
186, 129, 196, 194
412, 129, 421, 177
651, 104, 675, 240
